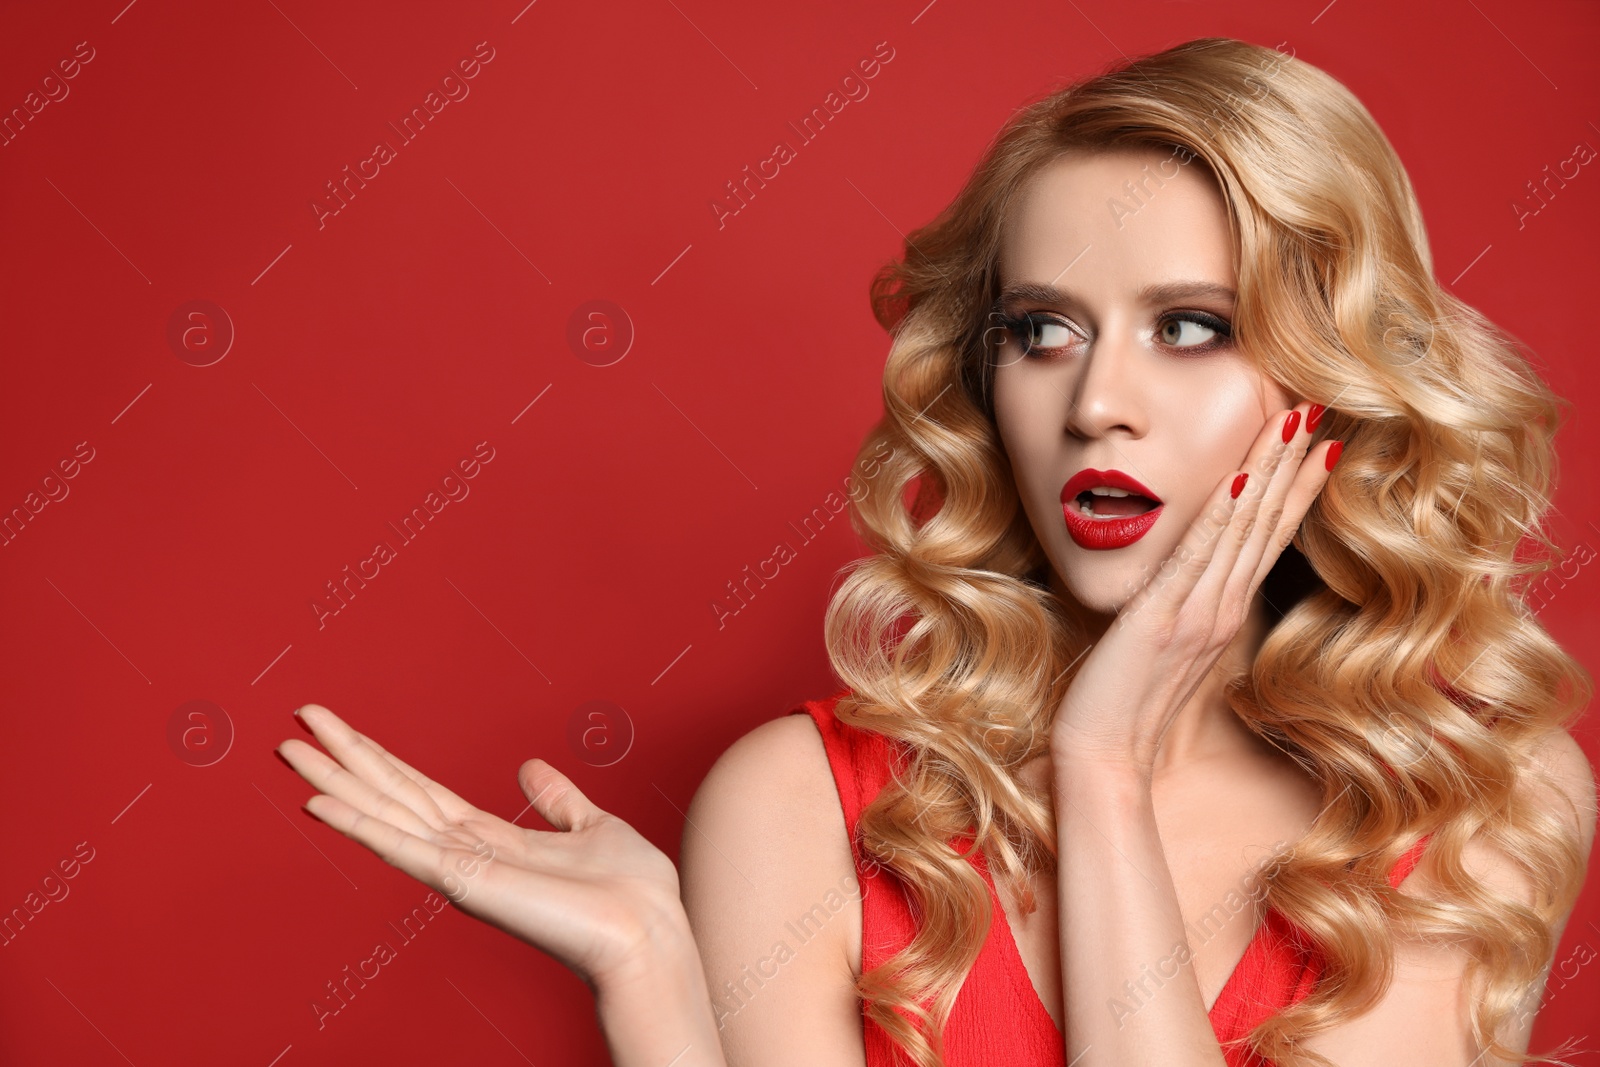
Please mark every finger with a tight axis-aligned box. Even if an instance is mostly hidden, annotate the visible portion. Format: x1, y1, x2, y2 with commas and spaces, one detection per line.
303, 792, 593, 963
517, 758, 606, 832
352, 731, 548, 862
1231, 403, 1317, 583
1126, 403, 1299, 623
351, 729, 480, 824
294, 705, 452, 831
303, 791, 468, 896
1197, 404, 1310, 609
345, 726, 570, 860
1119, 465, 1246, 625
278, 737, 439, 839
1248, 435, 1340, 593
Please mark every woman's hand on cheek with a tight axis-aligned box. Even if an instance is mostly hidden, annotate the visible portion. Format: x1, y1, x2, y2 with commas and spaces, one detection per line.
1048, 402, 1342, 779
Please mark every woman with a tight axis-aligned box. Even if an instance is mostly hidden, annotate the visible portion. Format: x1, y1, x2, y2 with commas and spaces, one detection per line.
276, 37, 1597, 1067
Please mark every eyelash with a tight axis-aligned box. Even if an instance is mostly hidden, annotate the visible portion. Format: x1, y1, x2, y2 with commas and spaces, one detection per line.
993, 309, 1234, 359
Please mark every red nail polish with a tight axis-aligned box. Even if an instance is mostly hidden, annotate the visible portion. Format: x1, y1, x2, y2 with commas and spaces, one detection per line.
1307, 403, 1326, 432
1325, 440, 1343, 471
1281, 410, 1301, 442
1230, 472, 1248, 499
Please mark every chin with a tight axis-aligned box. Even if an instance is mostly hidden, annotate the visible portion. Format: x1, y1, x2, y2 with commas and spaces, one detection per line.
1047, 554, 1144, 618
1052, 518, 1202, 613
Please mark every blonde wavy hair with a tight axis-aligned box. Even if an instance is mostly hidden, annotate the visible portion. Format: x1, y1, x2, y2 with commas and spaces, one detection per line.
821, 35, 1592, 1067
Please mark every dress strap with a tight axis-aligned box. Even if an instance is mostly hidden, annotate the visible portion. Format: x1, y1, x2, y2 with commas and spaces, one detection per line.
788, 688, 891, 836
1388, 832, 1433, 889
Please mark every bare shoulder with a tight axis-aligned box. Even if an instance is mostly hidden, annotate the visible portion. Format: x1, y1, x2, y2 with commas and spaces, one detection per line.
689, 712, 841, 811
1300, 727, 1598, 1065
1396, 727, 1597, 899
684, 714, 857, 892
1520, 727, 1598, 855
680, 712, 865, 1066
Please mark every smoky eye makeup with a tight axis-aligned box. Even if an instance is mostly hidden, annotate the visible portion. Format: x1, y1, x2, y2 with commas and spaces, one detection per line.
1153, 310, 1232, 349
990, 303, 1234, 359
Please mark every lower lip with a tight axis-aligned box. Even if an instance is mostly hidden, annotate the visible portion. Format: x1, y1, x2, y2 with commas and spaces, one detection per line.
1060, 499, 1164, 550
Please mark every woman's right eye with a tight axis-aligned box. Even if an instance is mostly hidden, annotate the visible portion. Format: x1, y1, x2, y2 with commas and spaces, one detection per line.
1000, 312, 1078, 357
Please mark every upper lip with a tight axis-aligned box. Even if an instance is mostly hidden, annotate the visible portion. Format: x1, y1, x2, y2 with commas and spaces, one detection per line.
1059, 468, 1164, 505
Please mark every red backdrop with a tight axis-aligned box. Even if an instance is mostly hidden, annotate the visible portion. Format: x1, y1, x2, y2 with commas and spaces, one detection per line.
1, 1, 1596, 1063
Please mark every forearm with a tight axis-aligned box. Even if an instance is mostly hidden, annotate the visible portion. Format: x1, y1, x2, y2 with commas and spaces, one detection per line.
593, 915, 729, 1067
1054, 761, 1228, 1066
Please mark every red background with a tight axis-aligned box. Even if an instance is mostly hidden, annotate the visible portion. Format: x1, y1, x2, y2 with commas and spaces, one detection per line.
1, 1, 1596, 1063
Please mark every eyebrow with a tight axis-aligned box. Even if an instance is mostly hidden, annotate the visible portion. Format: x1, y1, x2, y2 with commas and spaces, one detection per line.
994, 280, 1237, 308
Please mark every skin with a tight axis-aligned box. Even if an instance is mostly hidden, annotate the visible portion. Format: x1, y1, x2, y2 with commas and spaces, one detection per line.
967, 145, 1328, 1034
274, 148, 1596, 1067
988, 147, 1342, 1061
991, 146, 1307, 780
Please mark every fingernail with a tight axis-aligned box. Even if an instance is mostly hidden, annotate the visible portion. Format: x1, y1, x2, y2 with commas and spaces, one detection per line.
1230, 472, 1249, 499
1307, 403, 1327, 432
1281, 410, 1301, 443
1325, 440, 1343, 471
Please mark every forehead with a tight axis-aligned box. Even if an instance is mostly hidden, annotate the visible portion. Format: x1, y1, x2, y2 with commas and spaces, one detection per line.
998, 148, 1236, 292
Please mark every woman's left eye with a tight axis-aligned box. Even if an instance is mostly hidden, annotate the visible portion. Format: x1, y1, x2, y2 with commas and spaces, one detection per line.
1158, 314, 1231, 349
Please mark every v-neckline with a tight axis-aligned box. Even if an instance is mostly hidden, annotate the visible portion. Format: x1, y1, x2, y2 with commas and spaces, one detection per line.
981, 832, 1433, 1032
981, 861, 1268, 1033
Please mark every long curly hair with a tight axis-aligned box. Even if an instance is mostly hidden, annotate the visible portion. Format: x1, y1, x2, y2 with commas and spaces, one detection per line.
820, 35, 1592, 1067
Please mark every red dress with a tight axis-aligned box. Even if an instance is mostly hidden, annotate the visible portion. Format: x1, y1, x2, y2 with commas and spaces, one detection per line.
791, 690, 1432, 1067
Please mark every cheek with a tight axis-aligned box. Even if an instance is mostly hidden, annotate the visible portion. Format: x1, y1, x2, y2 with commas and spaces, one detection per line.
1182, 377, 1276, 464
992, 382, 1052, 479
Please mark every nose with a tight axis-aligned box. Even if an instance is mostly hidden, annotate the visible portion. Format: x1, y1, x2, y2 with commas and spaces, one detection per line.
1062, 316, 1148, 441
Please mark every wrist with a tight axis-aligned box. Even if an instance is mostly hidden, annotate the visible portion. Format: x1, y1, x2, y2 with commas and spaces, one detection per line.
1048, 718, 1159, 779
1050, 742, 1155, 787
1051, 754, 1156, 810
593, 911, 726, 1067
592, 899, 699, 994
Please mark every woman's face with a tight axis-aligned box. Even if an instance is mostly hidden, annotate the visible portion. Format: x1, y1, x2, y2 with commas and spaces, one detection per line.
991, 147, 1295, 617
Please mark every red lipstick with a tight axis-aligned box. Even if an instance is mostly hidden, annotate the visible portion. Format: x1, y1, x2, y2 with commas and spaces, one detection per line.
1059, 468, 1164, 550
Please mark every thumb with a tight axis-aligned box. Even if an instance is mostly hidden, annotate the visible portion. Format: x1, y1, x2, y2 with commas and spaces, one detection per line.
518, 758, 602, 831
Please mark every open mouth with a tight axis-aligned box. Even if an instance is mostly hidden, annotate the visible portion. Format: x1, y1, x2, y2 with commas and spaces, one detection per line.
1070, 488, 1161, 520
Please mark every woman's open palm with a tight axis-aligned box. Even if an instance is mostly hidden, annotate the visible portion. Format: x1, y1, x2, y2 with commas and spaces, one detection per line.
276, 704, 685, 993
